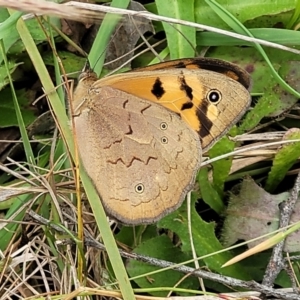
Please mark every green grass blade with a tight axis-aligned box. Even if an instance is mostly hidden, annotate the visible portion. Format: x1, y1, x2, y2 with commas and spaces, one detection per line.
198, 28, 300, 46
89, 0, 131, 75
0, 40, 34, 165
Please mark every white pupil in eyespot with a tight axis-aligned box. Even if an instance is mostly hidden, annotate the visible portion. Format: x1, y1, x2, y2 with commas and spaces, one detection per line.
208, 90, 221, 103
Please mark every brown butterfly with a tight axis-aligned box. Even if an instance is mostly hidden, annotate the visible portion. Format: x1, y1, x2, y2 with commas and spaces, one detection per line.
73, 58, 251, 224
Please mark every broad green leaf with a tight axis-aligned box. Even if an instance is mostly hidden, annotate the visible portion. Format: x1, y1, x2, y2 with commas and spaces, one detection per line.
127, 235, 199, 296
239, 92, 282, 133
266, 130, 300, 192
195, 0, 296, 28
209, 135, 235, 197
43, 50, 86, 75
116, 225, 158, 248
0, 60, 22, 91
156, 0, 196, 58
0, 88, 37, 127
198, 167, 224, 213
158, 196, 250, 279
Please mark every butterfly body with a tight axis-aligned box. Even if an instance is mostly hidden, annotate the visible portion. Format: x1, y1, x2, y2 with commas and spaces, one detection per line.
73, 58, 251, 224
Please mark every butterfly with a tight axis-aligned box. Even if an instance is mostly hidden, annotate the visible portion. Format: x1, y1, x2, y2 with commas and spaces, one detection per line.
73, 58, 251, 225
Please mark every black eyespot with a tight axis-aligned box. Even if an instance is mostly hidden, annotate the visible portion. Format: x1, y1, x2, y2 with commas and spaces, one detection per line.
207, 90, 222, 104
161, 136, 168, 144
160, 122, 168, 130
135, 184, 144, 194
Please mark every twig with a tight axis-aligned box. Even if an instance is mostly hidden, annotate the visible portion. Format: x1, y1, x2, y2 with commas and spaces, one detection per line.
201, 139, 300, 166
262, 171, 300, 289
28, 210, 300, 300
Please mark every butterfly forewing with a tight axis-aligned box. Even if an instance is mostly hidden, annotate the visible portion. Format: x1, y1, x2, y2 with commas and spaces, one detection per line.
95, 67, 251, 151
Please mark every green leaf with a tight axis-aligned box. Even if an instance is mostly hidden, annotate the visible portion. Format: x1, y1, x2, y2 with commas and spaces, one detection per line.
116, 225, 158, 248
156, 0, 196, 58
0, 60, 22, 91
43, 50, 86, 75
195, 0, 296, 28
198, 167, 224, 213
265, 130, 300, 192
158, 196, 250, 279
127, 235, 199, 296
0, 88, 37, 127
239, 92, 282, 132
0, 10, 22, 40
209, 135, 235, 197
